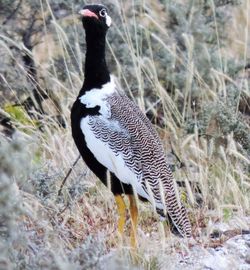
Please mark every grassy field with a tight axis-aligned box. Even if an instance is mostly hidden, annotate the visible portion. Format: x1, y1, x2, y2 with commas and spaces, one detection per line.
0, 0, 249, 269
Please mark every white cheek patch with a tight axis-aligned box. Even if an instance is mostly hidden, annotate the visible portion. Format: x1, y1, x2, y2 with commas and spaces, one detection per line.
106, 15, 112, 27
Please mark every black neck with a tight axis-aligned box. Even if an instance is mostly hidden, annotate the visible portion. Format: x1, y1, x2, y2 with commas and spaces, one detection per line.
79, 28, 110, 95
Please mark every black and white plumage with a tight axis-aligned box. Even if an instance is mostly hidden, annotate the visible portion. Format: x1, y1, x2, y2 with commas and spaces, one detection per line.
71, 4, 191, 239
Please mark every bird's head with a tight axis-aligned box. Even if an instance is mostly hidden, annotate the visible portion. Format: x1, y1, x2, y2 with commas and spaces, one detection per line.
79, 4, 112, 32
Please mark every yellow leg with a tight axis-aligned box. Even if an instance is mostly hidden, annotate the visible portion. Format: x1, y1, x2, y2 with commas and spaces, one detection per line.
128, 194, 138, 248
114, 195, 126, 237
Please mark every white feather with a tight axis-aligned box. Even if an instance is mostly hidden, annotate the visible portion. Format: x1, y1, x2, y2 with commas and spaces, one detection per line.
80, 116, 137, 184
106, 15, 112, 27
79, 77, 116, 117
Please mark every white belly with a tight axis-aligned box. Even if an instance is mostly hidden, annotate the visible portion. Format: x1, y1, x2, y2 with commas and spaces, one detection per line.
81, 116, 137, 185
80, 116, 164, 207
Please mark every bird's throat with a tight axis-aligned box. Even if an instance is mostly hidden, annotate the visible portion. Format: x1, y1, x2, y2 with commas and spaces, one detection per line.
82, 29, 110, 93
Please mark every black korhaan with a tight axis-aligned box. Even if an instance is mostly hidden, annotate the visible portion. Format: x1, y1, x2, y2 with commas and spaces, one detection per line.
71, 4, 191, 246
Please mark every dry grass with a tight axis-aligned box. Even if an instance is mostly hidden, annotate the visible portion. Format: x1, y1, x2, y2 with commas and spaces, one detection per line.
0, 0, 249, 269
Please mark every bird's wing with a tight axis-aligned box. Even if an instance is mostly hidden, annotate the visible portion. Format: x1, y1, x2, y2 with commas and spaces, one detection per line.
84, 92, 191, 237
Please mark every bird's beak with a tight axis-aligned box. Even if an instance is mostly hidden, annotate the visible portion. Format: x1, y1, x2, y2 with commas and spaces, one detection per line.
78, 9, 99, 20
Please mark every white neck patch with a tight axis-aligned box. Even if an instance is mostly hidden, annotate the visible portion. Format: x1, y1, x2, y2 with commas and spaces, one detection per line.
79, 76, 116, 117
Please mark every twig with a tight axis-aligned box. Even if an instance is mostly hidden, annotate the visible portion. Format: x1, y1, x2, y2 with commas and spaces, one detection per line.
57, 155, 81, 197
170, 142, 185, 169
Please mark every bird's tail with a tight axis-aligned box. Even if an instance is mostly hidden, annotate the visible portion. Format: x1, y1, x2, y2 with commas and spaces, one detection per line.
143, 166, 191, 237
153, 173, 192, 237
157, 203, 191, 237
163, 191, 191, 237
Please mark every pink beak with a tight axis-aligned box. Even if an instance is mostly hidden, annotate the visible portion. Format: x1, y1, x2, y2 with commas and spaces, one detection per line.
79, 9, 99, 20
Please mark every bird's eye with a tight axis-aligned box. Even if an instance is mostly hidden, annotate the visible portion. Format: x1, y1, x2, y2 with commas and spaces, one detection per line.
99, 8, 107, 17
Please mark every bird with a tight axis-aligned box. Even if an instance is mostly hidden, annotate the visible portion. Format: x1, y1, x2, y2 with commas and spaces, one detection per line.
71, 4, 191, 247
